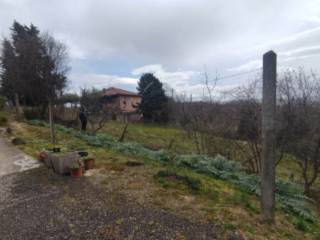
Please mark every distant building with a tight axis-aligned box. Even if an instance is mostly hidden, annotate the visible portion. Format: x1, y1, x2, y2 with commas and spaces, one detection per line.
101, 87, 142, 122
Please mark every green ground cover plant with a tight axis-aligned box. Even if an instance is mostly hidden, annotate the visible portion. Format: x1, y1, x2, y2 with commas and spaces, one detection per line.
0, 111, 8, 126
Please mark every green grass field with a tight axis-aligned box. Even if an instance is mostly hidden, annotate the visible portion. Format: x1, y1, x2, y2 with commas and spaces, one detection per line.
102, 121, 196, 153
101, 121, 320, 189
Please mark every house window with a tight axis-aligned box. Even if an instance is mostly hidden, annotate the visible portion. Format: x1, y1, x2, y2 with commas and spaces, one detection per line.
123, 100, 126, 105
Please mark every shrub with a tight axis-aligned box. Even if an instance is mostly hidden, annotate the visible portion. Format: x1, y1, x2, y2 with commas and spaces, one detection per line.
155, 170, 201, 191
0, 116, 7, 126
11, 137, 26, 145
0, 96, 6, 110
294, 217, 308, 232
23, 107, 44, 120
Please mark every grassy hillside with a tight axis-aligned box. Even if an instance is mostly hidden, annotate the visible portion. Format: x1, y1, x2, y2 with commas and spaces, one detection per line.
102, 122, 196, 153
102, 122, 320, 190
7, 119, 320, 239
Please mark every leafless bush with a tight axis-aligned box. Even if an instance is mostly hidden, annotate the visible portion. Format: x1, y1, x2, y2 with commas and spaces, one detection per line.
169, 74, 264, 172
80, 88, 120, 135
170, 68, 320, 194
277, 68, 320, 195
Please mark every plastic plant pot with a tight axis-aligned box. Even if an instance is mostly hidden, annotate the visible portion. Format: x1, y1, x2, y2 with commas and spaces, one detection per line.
84, 158, 95, 170
70, 167, 83, 178
38, 151, 48, 162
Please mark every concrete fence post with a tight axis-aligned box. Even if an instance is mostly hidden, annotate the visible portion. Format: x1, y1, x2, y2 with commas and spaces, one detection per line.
261, 50, 277, 223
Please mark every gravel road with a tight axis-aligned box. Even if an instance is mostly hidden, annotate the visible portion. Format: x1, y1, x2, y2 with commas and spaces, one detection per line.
0, 136, 221, 240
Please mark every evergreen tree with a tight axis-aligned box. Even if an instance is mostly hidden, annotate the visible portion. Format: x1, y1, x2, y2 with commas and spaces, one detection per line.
11, 21, 44, 106
0, 39, 16, 101
137, 73, 168, 122
0, 21, 69, 143
0, 21, 68, 107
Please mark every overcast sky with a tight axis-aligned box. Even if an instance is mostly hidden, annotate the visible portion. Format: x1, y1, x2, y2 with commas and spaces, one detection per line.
1, 0, 320, 98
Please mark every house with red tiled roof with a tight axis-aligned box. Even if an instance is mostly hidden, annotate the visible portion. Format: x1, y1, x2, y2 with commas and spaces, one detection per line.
101, 87, 142, 121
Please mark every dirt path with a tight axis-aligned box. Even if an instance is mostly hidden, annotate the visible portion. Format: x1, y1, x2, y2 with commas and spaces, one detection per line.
0, 135, 40, 206
0, 136, 221, 240
0, 136, 39, 176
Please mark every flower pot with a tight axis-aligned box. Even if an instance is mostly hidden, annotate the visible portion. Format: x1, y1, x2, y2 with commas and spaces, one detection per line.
84, 159, 95, 170
38, 151, 47, 162
70, 167, 83, 178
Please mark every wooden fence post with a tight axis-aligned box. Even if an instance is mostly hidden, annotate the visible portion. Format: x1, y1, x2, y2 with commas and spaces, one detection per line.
48, 98, 56, 144
261, 50, 277, 223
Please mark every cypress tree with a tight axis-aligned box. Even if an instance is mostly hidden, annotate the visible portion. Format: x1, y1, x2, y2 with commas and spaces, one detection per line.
137, 73, 168, 123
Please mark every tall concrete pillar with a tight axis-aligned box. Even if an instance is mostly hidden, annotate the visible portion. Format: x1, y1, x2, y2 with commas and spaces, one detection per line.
261, 51, 277, 222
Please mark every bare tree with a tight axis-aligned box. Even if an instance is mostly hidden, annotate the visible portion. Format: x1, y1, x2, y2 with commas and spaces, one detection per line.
41, 33, 69, 143
80, 88, 120, 135
278, 69, 320, 195
171, 69, 221, 154
171, 66, 320, 198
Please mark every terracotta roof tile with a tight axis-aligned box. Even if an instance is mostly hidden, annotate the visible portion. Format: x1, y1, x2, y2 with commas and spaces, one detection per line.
102, 87, 140, 97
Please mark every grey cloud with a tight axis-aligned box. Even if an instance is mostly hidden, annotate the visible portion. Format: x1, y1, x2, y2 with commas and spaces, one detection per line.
1, 0, 320, 94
